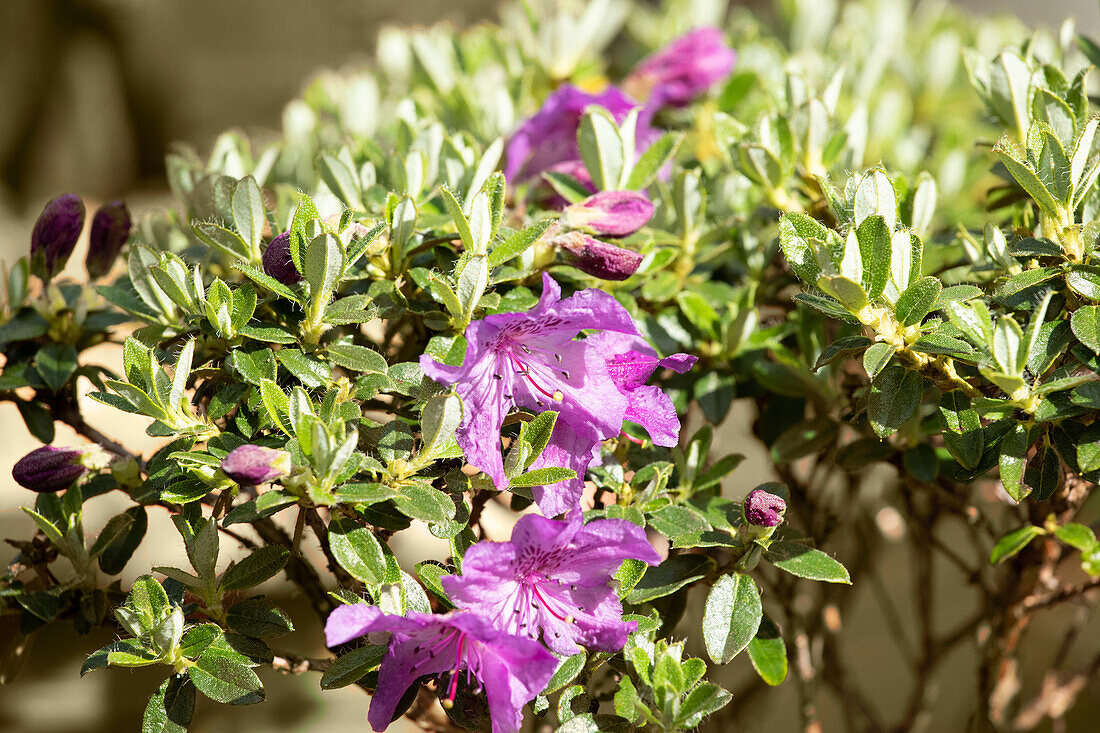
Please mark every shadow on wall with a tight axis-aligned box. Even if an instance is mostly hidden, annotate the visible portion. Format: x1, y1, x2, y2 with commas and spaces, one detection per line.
0, 0, 499, 210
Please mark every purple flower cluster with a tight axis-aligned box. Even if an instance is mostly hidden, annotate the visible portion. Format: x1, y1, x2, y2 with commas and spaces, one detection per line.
324, 28, 733, 733
504, 27, 735, 191
326, 511, 661, 733
421, 273, 695, 516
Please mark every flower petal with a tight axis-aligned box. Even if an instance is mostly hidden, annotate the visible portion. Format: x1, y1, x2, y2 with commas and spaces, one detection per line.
624, 384, 682, 447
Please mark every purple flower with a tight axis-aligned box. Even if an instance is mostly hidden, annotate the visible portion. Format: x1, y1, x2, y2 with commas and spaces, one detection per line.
220, 444, 291, 485
504, 84, 658, 185
556, 231, 644, 281
625, 28, 736, 108
30, 193, 85, 281
587, 331, 696, 446
562, 190, 655, 238
12, 445, 87, 493
420, 273, 651, 515
744, 488, 786, 527
261, 232, 302, 285
325, 606, 556, 733
442, 512, 660, 655
86, 200, 131, 279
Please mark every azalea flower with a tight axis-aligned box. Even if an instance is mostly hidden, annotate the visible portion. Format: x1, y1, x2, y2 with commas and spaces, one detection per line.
324, 606, 556, 733
503, 84, 657, 186
421, 274, 695, 514
624, 27, 736, 108
422, 274, 645, 514
586, 331, 697, 446
443, 512, 661, 655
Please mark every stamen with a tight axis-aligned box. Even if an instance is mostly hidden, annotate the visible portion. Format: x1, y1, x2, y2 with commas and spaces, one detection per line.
531, 583, 574, 623
441, 635, 466, 710
508, 353, 563, 402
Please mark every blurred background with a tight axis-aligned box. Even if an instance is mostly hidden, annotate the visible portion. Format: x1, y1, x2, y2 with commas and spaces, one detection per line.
2, 0, 1100, 731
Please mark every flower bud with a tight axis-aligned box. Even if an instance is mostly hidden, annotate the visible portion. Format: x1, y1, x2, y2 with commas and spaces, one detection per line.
30, 194, 86, 281
556, 231, 643, 281
743, 488, 787, 528
12, 445, 88, 493
220, 444, 292, 486
262, 232, 303, 285
625, 28, 736, 108
85, 200, 132, 279
562, 190, 655, 237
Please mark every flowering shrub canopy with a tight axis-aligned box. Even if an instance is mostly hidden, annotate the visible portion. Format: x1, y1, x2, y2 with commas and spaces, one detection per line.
5, 1, 1100, 731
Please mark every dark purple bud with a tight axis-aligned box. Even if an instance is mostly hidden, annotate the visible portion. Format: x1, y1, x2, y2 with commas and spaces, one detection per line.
85, 200, 132, 280
744, 488, 786, 527
262, 232, 302, 285
556, 231, 643, 281
30, 194, 85, 281
12, 445, 87, 493
625, 28, 736, 108
563, 190, 655, 237
220, 444, 291, 486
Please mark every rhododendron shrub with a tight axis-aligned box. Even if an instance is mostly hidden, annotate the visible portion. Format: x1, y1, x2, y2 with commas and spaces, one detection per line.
4, 1, 1100, 731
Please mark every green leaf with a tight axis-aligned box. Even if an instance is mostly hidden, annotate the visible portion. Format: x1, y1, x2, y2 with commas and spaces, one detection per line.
995, 141, 1063, 217
319, 155, 362, 209
193, 222, 250, 261
867, 366, 922, 438
578, 107, 625, 191
702, 572, 762, 664
855, 215, 892, 299
508, 466, 577, 488
275, 349, 330, 389
188, 647, 264, 705
488, 220, 552, 267
34, 343, 78, 391
220, 546, 289, 591
1054, 523, 1097, 551
232, 176, 266, 253
288, 192, 320, 274
234, 261, 301, 303
545, 652, 587, 695
626, 132, 681, 190
392, 484, 455, 523
990, 525, 1046, 564
625, 554, 715, 604
328, 518, 387, 586
258, 379, 292, 435
747, 615, 788, 686
999, 422, 1031, 501
129, 574, 172, 621
677, 682, 733, 729
142, 675, 195, 733
226, 598, 294, 638
1071, 305, 1100, 354
763, 541, 851, 583
327, 343, 387, 374
418, 393, 463, 462
304, 233, 345, 301
894, 276, 942, 326
939, 391, 984, 470
862, 342, 895, 380
320, 645, 385, 689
